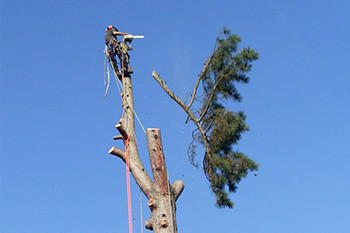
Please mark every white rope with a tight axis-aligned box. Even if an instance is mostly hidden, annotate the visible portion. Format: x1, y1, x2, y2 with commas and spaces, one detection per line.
104, 52, 106, 86
104, 66, 111, 97
103, 48, 111, 97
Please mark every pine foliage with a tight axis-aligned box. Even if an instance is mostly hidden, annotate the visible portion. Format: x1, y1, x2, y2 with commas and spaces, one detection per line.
190, 29, 259, 208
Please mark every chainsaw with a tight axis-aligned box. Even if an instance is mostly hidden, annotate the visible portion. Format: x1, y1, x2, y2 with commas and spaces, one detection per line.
123, 34, 144, 43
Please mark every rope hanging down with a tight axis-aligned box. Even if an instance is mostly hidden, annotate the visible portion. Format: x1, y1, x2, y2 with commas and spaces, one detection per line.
103, 50, 110, 97
124, 136, 133, 233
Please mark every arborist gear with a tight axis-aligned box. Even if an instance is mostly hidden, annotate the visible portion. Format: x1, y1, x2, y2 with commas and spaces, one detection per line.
105, 25, 136, 78
105, 26, 122, 78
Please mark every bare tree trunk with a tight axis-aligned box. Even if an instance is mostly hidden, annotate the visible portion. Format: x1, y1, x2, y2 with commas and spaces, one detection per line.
145, 129, 184, 233
109, 74, 184, 233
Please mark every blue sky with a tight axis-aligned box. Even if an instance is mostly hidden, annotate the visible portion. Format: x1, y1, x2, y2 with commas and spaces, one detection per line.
1, 0, 350, 232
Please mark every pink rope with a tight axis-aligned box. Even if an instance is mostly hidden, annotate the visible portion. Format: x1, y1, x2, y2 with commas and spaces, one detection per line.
125, 138, 133, 233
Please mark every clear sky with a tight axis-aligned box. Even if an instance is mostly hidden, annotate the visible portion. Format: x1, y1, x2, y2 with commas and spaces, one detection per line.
1, 0, 350, 232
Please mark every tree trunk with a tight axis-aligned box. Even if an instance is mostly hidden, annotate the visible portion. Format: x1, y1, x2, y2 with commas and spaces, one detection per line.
109, 74, 184, 233
145, 128, 184, 233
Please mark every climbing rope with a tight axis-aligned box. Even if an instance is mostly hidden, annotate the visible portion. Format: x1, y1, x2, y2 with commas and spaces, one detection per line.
103, 47, 111, 97
124, 136, 133, 233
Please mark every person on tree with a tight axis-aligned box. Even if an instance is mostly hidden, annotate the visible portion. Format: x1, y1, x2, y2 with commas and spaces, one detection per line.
105, 25, 133, 78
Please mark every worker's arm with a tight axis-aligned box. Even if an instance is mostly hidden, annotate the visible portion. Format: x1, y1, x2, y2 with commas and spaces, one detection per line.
113, 31, 130, 36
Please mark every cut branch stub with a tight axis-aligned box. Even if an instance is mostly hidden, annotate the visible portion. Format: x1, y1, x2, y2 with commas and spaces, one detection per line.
145, 219, 153, 230
115, 118, 128, 140
171, 180, 185, 201
148, 198, 155, 210
160, 220, 169, 228
113, 135, 124, 140
108, 147, 126, 162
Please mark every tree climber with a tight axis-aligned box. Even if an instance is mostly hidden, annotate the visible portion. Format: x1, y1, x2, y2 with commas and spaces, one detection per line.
105, 25, 133, 78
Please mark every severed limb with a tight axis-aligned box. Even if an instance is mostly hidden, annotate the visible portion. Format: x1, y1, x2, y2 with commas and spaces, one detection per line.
115, 118, 128, 140
108, 147, 126, 162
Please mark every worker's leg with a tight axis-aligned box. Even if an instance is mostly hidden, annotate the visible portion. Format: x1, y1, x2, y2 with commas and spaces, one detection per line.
125, 54, 133, 74
108, 41, 122, 79
119, 43, 133, 74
